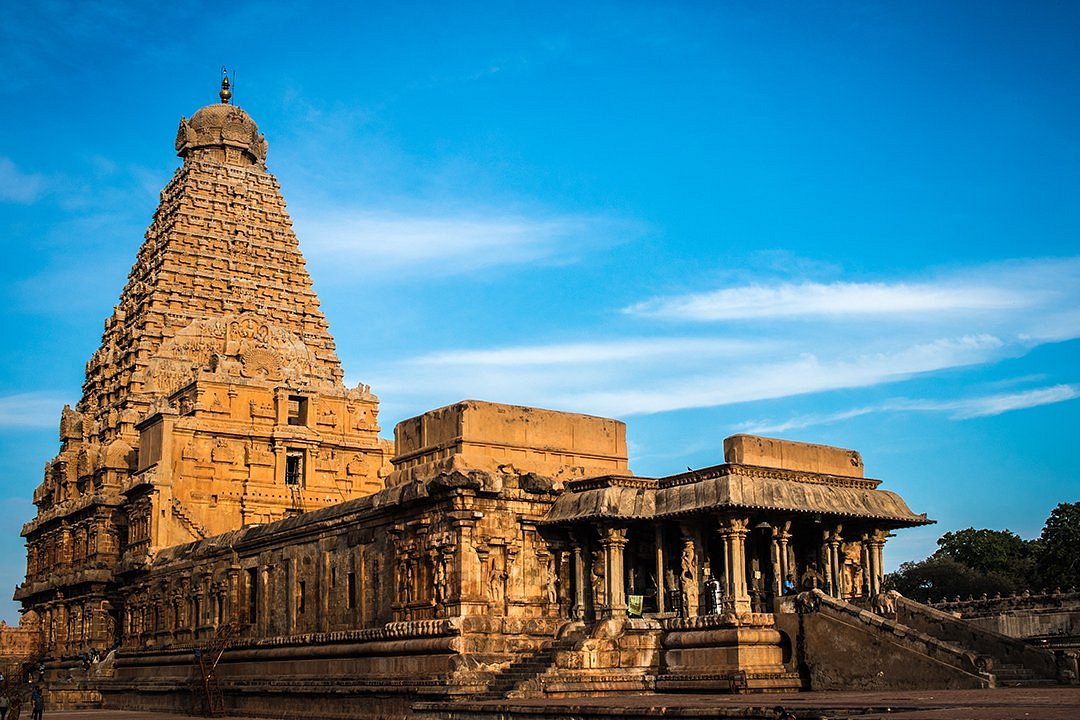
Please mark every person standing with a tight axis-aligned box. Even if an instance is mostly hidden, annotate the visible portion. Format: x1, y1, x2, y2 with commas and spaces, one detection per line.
0, 692, 9, 720
30, 686, 43, 720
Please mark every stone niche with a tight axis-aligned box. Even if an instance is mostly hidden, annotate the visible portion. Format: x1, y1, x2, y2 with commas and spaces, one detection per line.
723, 434, 864, 478
387, 400, 629, 486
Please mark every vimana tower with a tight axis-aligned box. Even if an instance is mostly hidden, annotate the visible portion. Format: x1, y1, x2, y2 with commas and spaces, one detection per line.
14, 79, 1016, 720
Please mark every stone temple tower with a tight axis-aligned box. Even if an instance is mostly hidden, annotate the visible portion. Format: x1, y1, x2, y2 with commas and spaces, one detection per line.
16, 75, 391, 657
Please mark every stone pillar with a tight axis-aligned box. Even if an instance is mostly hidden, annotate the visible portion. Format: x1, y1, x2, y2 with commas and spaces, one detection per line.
449, 509, 486, 617
860, 534, 872, 597
227, 566, 240, 625
285, 558, 296, 633
506, 545, 520, 612
777, 521, 792, 594
654, 525, 666, 614
258, 565, 269, 636
570, 535, 586, 621
868, 529, 888, 596
354, 542, 367, 625
826, 526, 843, 597
318, 549, 331, 632
679, 524, 700, 617
720, 517, 751, 614
556, 546, 573, 617
769, 525, 782, 599
599, 526, 629, 618
822, 534, 833, 597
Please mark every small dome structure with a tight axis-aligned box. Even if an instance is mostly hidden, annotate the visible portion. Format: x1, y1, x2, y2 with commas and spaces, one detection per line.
175, 74, 267, 166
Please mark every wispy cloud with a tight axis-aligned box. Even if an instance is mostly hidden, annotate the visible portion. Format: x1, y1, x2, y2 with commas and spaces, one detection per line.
896, 384, 1080, 419
369, 333, 1012, 418
412, 338, 769, 366
0, 157, 45, 203
627, 280, 1036, 321
366, 257, 1080, 422
0, 392, 65, 429
554, 334, 1008, 416
625, 257, 1077, 322
738, 408, 877, 435
738, 384, 1080, 434
296, 210, 632, 278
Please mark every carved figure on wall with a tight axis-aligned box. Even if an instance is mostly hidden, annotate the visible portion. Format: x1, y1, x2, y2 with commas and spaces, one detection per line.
60, 405, 83, 441
346, 454, 368, 476
680, 538, 699, 617
488, 553, 508, 606
544, 554, 558, 605
212, 439, 237, 464
840, 542, 865, 598
590, 549, 605, 608
182, 439, 211, 463
432, 554, 448, 611
397, 559, 413, 606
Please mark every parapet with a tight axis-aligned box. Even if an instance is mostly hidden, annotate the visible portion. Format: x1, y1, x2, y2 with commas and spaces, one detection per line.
723, 434, 864, 478
387, 400, 629, 486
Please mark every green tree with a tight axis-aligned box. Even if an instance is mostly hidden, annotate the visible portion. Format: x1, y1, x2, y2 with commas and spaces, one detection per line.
886, 555, 1021, 603
934, 527, 1037, 585
1036, 502, 1080, 590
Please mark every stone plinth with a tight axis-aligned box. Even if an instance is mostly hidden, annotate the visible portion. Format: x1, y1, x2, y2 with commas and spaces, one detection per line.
724, 434, 864, 477
388, 400, 629, 486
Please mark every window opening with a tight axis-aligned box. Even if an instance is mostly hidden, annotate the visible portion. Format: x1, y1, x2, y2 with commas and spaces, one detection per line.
285, 452, 304, 487
287, 395, 308, 426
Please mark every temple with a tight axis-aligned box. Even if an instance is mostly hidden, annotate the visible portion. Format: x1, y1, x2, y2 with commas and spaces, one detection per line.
11, 78, 1073, 718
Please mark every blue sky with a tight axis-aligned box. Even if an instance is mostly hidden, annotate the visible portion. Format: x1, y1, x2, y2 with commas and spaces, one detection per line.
1, 1, 1078, 622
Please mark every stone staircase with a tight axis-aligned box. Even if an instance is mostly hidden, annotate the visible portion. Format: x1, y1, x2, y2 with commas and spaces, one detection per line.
797, 590, 1074, 689
991, 663, 1058, 687
477, 627, 588, 699
894, 594, 1070, 687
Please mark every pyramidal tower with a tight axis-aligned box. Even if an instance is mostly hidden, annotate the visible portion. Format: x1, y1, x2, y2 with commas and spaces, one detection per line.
17, 75, 390, 654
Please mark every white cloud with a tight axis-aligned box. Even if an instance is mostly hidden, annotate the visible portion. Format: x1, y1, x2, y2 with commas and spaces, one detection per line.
738, 384, 1080, 434
627, 280, 1035, 321
625, 257, 1078, 322
738, 408, 877, 435
555, 334, 1009, 416
295, 210, 631, 277
362, 256, 1080, 423
0, 157, 45, 203
370, 333, 1012, 419
896, 384, 1080, 419
0, 393, 64, 429
411, 338, 769, 366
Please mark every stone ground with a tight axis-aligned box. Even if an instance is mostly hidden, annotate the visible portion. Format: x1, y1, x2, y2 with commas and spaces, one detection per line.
37, 687, 1080, 720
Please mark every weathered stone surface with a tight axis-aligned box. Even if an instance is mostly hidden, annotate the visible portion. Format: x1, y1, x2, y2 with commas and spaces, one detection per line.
13, 81, 1016, 720
16, 84, 390, 660
724, 434, 864, 478
389, 400, 628, 488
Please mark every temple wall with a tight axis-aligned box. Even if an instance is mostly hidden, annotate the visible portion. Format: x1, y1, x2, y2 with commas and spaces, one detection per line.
932, 591, 1080, 649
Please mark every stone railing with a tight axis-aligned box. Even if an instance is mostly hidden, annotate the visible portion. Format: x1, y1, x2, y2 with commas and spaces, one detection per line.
931, 589, 1080, 616
895, 595, 1062, 681
801, 590, 990, 680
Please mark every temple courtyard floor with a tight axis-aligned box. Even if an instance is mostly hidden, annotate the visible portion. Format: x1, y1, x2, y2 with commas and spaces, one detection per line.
39, 687, 1080, 720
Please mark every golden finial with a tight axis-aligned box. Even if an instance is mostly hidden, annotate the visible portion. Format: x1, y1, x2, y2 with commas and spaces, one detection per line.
219, 67, 233, 104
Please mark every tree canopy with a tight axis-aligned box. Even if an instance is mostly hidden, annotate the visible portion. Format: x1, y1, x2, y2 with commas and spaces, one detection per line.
885, 501, 1079, 602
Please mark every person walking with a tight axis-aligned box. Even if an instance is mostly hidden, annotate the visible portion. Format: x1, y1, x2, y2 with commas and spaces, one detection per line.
0, 692, 9, 720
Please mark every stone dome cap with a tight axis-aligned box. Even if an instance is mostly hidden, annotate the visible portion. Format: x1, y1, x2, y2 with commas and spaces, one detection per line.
175, 102, 268, 166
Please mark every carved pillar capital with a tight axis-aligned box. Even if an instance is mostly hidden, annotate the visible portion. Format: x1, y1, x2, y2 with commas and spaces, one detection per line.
600, 524, 629, 548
